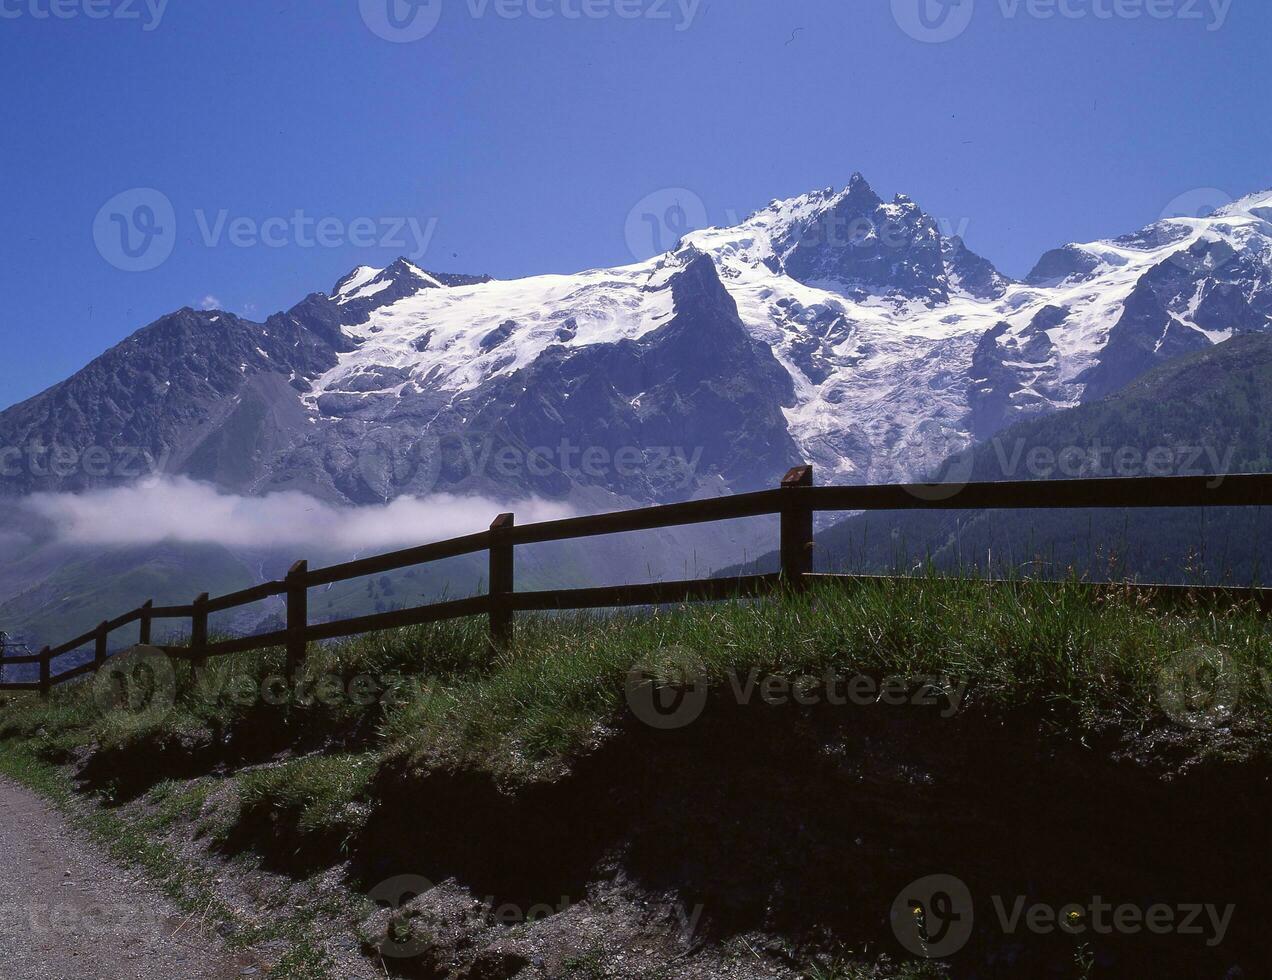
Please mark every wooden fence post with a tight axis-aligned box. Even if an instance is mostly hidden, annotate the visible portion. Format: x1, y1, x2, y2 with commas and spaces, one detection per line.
286, 560, 309, 677
191, 593, 209, 669
139, 600, 153, 646
489, 513, 515, 650
38, 647, 50, 699
94, 621, 109, 670
780, 464, 814, 590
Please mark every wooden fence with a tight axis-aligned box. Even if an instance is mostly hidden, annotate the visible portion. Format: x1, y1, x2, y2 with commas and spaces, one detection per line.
3, 465, 1272, 697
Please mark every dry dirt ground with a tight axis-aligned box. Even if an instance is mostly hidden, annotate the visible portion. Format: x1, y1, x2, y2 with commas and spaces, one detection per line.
0, 775, 258, 980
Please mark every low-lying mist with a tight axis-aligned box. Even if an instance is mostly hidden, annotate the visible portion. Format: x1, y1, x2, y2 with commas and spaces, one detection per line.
18, 477, 575, 554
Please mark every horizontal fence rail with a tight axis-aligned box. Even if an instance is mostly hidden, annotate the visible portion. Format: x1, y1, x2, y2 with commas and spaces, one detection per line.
3, 467, 1272, 696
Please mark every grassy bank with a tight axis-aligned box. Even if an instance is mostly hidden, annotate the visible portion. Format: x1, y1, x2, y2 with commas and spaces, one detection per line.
0, 577, 1268, 978
3, 576, 1270, 836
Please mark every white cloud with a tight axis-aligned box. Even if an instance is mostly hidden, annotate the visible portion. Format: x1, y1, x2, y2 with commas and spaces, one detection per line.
21, 478, 574, 553
199, 295, 223, 310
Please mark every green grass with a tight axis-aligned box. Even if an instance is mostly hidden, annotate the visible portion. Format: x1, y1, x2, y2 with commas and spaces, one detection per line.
4, 577, 1270, 784
379, 577, 1272, 775
232, 752, 377, 851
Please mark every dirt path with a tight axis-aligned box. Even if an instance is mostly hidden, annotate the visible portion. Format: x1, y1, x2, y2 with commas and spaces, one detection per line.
0, 776, 256, 980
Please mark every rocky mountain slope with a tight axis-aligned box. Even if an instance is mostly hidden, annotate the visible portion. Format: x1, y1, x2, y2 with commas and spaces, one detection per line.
5, 174, 1272, 508
728, 330, 1272, 584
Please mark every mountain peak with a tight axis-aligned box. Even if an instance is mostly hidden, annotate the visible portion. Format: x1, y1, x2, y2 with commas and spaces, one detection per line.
1217, 187, 1272, 219
333, 260, 494, 301
753, 177, 998, 302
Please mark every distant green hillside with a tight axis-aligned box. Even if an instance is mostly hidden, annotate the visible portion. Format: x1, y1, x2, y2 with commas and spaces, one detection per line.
0, 543, 258, 658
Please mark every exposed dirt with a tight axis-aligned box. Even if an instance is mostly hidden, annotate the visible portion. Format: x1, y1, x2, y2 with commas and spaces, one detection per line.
354, 695, 1271, 979
0, 775, 256, 980
31, 690, 1272, 979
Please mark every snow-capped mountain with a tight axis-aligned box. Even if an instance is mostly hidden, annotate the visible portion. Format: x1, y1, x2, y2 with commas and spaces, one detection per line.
4, 173, 1272, 509
286, 173, 1272, 495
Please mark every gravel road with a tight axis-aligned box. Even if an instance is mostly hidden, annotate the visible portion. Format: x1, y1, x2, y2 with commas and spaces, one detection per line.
0, 776, 257, 980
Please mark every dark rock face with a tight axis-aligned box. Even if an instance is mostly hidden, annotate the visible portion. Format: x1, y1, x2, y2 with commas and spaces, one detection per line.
1079, 292, 1210, 403
424, 271, 494, 289
967, 306, 1066, 439
287, 292, 359, 353
777, 300, 855, 385
554, 318, 578, 343
1111, 222, 1193, 252
1078, 239, 1272, 403
968, 322, 1018, 440
943, 235, 1009, 300
0, 305, 346, 495
1017, 304, 1065, 361
448, 249, 800, 500
479, 320, 518, 352
1026, 244, 1103, 285
1192, 280, 1271, 334
771, 174, 1006, 304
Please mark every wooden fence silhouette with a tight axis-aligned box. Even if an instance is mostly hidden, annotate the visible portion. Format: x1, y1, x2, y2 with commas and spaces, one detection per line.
3, 465, 1271, 697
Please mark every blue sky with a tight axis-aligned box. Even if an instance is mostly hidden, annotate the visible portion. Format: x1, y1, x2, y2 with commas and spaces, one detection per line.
1, 0, 1267, 408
